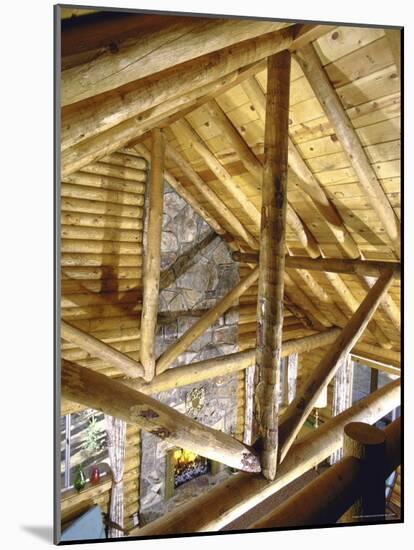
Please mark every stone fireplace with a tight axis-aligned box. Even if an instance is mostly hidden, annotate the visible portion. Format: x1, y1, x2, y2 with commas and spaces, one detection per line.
139, 183, 240, 525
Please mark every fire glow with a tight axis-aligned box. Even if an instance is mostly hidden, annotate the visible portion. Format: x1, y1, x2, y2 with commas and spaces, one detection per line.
172, 449, 208, 487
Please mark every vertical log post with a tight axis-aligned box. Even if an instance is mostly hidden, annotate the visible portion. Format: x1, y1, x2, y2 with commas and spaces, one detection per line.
286, 353, 299, 405
330, 354, 354, 464
253, 50, 291, 480
140, 128, 165, 381
341, 422, 386, 523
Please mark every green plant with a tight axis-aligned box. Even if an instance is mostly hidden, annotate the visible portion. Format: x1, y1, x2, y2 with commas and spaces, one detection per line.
81, 415, 106, 456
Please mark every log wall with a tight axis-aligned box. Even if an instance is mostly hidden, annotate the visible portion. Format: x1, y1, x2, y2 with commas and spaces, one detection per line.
60, 151, 147, 532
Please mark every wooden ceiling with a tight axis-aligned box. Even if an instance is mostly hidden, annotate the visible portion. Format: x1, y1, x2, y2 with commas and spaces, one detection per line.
60, 11, 401, 360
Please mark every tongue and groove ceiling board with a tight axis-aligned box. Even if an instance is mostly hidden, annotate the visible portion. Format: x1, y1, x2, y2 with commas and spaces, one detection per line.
60, 13, 401, 364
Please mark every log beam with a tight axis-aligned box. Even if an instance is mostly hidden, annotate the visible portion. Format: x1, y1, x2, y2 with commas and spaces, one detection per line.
164, 141, 259, 250
251, 418, 400, 529
156, 267, 260, 374
62, 18, 289, 106
295, 44, 400, 257
140, 129, 165, 381
253, 50, 291, 480
278, 269, 395, 462
61, 320, 144, 378
61, 360, 260, 472
61, 328, 342, 416
231, 252, 401, 279
173, 118, 261, 229
61, 25, 299, 151
132, 379, 400, 535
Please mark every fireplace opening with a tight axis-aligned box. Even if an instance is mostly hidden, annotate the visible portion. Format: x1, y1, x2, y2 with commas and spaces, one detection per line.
165, 448, 223, 499
173, 449, 209, 487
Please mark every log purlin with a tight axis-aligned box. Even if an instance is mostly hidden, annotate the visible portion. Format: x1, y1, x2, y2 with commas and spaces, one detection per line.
131, 378, 400, 535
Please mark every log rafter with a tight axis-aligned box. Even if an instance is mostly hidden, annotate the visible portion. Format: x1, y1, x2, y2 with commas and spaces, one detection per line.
294, 43, 400, 257
278, 269, 395, 463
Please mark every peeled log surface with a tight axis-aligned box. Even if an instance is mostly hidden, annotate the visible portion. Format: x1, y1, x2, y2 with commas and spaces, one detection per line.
61, 18, 289, 105
131, 379, 400, 535
61, 360, 260, 473
133, 143, 228, 239
155, 267, 260, 374
61, 25, 298, 150
253, 50, 291, 480
231, 254, 400, 279
278, 269, 395, 462
61, 320, 144, 379
140, 129, 165, 381
164, 142, 258, 250
61, 329, 342, 417
251, 418, 400, 528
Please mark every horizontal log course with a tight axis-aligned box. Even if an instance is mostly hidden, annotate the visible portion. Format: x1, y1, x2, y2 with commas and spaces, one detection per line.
61, 239, 142, 255
61, 252, 142, 267
100, 152, 147, 171
80, 161, 147, 182
61, 212, 143, 231
61, 197, 143, 218
232, 252, 400, 279
61, 360, 261, 473
61, 320, 144, 379
62, 171, 146, 194
61, 182, 144, 206
61, 225, 142, 243
132, 379, 400, 535
251, 417, 401, 529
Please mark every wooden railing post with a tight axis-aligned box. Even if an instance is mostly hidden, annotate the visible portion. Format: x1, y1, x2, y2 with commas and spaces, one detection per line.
341, 422, 386, 523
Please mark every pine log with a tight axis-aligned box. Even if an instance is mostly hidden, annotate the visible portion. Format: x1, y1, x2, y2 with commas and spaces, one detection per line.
131, 379, 400, 535
61, 320, 144, 379
61, 360, 260, 473
252, 418, 399, 529
278, 269, 395, 462
231, 252, 400, 279
155, 267, 260, 374
240, 75, 360, 259
133, 143, 228, 239
173, 118, 261, 229
61, 25, 298, 150
341, 423, 386, 523
203, 99, 319, 257
295, 44, 400, 257
253, 50, 291, 480
60, 329, 344, 416
61, 64, 259, 176
164, 142, 259, 250
61, 18, 289, 105
140, 129, 164, 381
